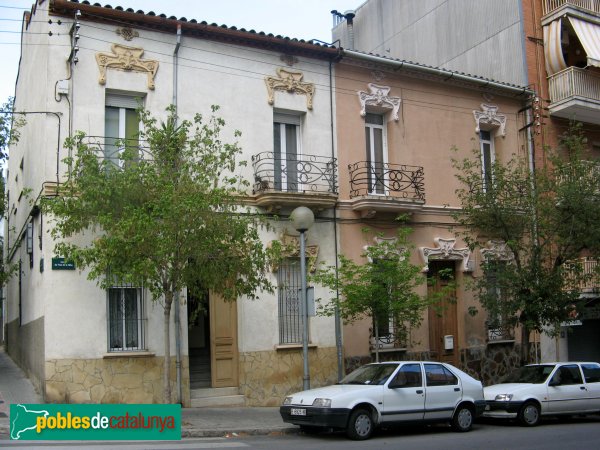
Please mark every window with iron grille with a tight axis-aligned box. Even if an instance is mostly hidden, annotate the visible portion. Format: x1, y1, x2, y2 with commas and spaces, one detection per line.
277, 258, 304, 344
107, 284, 146, 351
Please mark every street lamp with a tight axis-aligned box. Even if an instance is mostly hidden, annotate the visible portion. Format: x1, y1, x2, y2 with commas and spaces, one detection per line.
290, 206, 315, 391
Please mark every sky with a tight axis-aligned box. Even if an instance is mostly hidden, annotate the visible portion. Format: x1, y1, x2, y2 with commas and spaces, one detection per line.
0, 0, 363, 103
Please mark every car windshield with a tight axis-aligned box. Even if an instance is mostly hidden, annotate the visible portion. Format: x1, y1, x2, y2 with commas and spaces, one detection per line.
339, 363, 399, 385
503, 365, 556, 384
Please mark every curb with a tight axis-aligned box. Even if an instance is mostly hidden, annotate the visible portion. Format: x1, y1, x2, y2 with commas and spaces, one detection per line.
182, 427, 299, 438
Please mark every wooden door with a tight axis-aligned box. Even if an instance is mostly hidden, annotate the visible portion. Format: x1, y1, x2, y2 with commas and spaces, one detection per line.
427, 261, 458, 366
209, 292, 239, 387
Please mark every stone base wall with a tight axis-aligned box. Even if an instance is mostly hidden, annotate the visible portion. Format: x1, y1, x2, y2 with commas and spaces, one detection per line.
460, 345, 522, 385
6, 317, 45, 397
45, 355, 190, 406
345, 345, 535, 386
239, 347, 338, 406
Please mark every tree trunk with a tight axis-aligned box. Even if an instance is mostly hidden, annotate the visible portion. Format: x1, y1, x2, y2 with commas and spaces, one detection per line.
163, 294, 173, 404
374, 315, 380, 363
520, 325, 530, 365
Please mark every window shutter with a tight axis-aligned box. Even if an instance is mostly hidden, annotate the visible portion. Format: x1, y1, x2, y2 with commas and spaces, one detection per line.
274, 112, 301, 126
105, 93, 142, 109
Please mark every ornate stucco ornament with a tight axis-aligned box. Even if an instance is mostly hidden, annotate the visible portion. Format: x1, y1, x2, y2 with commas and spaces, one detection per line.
265, 68, 315, 109
116, 27, 139, 41
364, 236, 407, 261
357, 83, 401, 121
473, 103, 507, 137
480, 240, 514, 262
270, 232, 319, 273
419, 237, 471, 272
95, 44, 159, 90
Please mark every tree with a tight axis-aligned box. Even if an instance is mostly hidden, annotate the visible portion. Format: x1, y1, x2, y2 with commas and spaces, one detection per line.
311, 222, 428, 362
452, 124, 600, 363
44, 105, 275, 402
1, 97, 25, 288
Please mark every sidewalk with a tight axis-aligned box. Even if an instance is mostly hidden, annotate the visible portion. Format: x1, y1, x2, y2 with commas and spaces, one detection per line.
0, 345, 297, 439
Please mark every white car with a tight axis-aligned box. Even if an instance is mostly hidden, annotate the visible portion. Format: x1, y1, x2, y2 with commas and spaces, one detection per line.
483, 362, 600, 426
280, 361, 485, 440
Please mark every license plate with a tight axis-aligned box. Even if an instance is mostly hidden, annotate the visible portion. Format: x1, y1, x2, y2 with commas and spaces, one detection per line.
485, 405, 490, 411
291, 408, 306, 416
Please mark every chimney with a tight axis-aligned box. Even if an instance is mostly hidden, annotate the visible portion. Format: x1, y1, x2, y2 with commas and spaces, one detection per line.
344, 10, 356, 50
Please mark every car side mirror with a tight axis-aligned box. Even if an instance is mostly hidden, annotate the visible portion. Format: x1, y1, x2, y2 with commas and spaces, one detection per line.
388, 381, 403, 389
548, 378, 559, 387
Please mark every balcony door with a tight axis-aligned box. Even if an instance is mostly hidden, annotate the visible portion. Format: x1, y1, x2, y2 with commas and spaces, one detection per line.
365, 113, 387, 195
273, 113, 301, 192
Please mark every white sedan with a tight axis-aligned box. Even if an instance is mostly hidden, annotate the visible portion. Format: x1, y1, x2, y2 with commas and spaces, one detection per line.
280, 361, 485, 440
483, 362, 600, 426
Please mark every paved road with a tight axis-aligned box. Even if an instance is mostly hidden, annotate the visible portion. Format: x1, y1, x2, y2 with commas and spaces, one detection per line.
1, 416, 599, 449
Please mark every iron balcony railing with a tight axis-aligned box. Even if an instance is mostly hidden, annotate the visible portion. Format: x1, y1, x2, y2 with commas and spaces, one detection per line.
564, 257, 600, 292
548, 67, 600, 105
348, 161, 425, 201
252, 152, 337, 194
487, 322, 515, 342
543, 0, 600, 15
370, 323, 408, 351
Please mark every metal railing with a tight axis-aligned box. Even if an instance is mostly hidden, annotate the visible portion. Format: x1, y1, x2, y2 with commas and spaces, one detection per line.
348, 161, 425, 201
548, 67, 600, 105
370, 323, 408, 350
487, 323, 515, 342
543, 0, 600, 15
252, 152, 337, 194
564, 257, 600, 292
77, 136, 152, 165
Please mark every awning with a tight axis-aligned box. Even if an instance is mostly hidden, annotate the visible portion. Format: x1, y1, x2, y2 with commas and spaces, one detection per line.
569, 17, 600, 68
544, 19, 567, 75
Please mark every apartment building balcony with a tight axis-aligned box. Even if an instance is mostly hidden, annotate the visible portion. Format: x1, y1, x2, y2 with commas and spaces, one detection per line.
348, 161, 425, 217
486, 322, 515, 344
542, 0, 600, 23
251, 152, 338, 210
547, 67, 600, 125
564, 257, 600, 296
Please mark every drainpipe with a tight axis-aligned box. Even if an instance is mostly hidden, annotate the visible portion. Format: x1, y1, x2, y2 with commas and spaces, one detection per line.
173, 25, 183, 405
329, 60, 344, 381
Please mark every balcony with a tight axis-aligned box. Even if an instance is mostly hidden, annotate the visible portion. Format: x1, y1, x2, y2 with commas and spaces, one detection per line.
547, 67, 600, 125
348, 161, 425, 217
251, 152, 338, 211
486, 322, 515, 344
543, 0, 600, 17
564, 257, 600, 295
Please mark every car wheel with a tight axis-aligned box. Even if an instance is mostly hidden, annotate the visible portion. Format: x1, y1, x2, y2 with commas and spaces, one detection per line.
451, 404, 474, 432
346, 408, 374, 440
518, 401, 541, 427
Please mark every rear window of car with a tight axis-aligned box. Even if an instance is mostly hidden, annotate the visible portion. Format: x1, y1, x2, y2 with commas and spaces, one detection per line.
424, 364, 458, 386
582, 364, 600, 383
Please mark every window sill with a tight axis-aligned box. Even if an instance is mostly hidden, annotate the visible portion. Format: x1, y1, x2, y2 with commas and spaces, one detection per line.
487, 339, 515, 345
275, 344, 318, 351
370, 347, 407, 353
103, 351, 155, 358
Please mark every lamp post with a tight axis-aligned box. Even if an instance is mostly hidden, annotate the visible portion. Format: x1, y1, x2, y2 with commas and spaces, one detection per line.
290, 206, 315, 391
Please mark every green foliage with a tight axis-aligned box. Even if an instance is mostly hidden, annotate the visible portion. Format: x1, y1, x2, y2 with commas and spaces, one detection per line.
452, 123, 600, 359
311, 221, 430, 361
43, 105, 275, 401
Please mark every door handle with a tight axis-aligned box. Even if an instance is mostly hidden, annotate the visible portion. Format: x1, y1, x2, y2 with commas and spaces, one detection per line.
454, 388, 461, 392
580, 386, 587, 390
416, 390, 423, 394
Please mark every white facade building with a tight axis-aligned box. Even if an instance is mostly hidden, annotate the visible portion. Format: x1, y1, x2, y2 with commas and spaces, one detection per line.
5, 0, 340, 406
